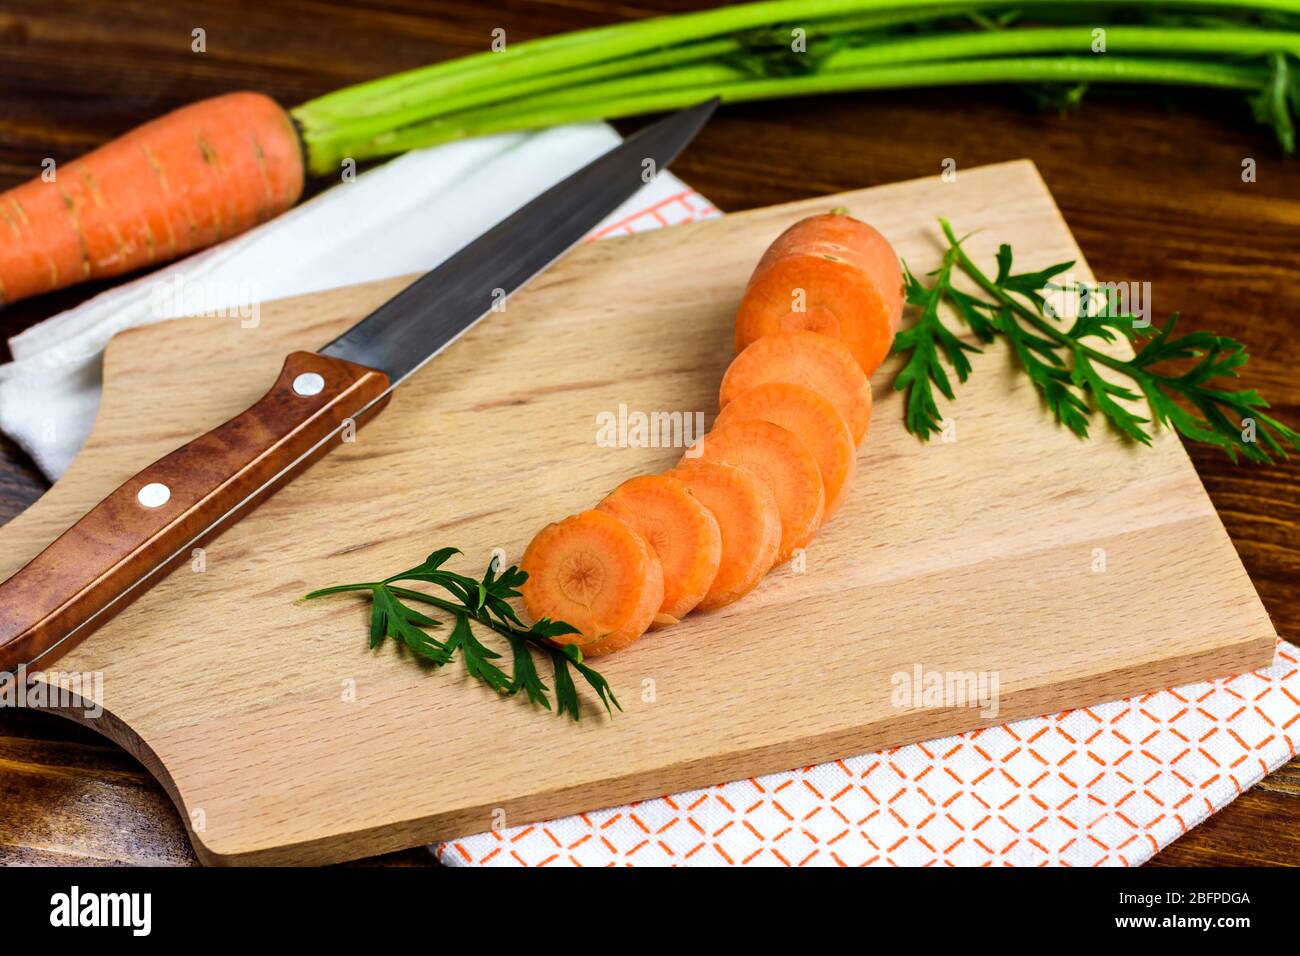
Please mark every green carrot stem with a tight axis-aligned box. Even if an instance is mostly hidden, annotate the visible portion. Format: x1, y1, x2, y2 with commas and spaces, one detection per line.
302, 0, 1300, 112
296, 40, 743, 173
306, 3, 970, 119
296, 0, 874, 121
307, 61, 749, 163
293, 5, 977, 171
488, 27, 1300, 115
387, 28, 1287, 120
293, 0, 1300, 171
302, 582, 382, 599
321, 37, 741, 123
338, 56, 1266, 164
833, 26, 1300, 65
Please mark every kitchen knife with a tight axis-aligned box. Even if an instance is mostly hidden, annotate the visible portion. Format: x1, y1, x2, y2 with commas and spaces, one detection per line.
0, 99, 717, 675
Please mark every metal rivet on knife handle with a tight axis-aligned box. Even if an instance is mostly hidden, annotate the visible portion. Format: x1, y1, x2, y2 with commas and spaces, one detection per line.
293, 372, 326, 396
136, 483, 172, 508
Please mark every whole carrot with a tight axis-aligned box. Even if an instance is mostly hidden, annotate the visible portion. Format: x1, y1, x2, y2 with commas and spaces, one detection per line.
0, 92, 303, 304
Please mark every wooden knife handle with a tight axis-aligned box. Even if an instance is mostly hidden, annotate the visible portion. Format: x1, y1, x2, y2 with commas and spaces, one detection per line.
0, 351, 390, 674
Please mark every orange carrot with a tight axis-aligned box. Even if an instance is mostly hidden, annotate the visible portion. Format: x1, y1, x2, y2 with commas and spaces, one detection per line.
0, 93, 304, 305
720, 330, 874, 446
714, 381, 856, 520
520, 509, 664, 657
597, 474, 722, 625
734, 212, 903, 377
686, 419, 823, 564
667, 462, 781, 611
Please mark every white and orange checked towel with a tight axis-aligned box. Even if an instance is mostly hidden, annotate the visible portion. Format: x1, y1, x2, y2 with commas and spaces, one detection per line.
438, 641, 1299, 867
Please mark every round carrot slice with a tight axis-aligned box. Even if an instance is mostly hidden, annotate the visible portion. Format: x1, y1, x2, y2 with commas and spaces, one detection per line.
597, 474, 722, 625
686, 419, 823, 564
520, 509, 664, 657
667, 462, 781, 611
714, 381, 856, 520
735, 212, 903, 376
720, 330, 873, 445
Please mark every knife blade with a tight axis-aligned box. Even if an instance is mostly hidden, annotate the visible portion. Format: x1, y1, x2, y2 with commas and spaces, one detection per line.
321, 98, 716, 384
0, 99, 717, 675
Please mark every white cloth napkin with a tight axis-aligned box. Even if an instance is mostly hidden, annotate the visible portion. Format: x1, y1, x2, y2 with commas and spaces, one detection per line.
0, 123, 705, 479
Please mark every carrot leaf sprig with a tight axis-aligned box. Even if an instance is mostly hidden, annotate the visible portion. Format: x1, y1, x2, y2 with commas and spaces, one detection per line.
893, 245, 992, 439
892, 219, 1300, 463
304, 548, 619, 721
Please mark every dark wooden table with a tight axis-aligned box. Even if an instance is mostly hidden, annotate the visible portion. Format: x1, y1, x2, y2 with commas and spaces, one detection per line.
1, 0, 1297, 867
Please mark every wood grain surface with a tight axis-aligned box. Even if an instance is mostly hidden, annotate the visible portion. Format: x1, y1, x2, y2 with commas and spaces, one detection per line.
1, 0, 1298, 866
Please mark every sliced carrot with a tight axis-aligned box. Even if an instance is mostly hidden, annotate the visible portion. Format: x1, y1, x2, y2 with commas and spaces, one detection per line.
597, 474, 722, 625
0, 92, 304, 305
714, 381, 856, 520
720, 330, 874, 446
686, 419, 823, 564
520, 509, 663, 657
667, 462, 781, 611
734, 212, 903, 376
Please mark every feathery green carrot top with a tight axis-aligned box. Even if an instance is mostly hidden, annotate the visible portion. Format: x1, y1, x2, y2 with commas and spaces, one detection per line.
893, 221, 1300, 462
304, 549, 619, 720
291, 0, 1300, 175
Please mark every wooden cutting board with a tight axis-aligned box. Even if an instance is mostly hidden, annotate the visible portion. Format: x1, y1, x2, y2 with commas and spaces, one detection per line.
0, 160, 1274, 865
